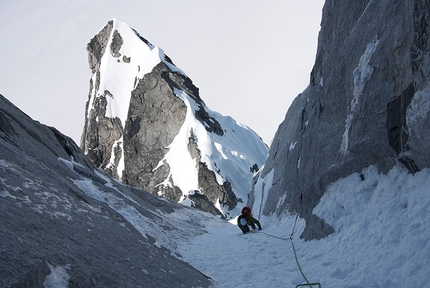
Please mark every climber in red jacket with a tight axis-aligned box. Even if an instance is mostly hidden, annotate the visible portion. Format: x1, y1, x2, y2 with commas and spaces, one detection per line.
237, 206, 262, 234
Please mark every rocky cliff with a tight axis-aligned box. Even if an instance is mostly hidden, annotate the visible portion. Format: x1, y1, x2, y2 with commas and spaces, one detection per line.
0, 94, 214, 287
81, 19, 268, 218
249, 0, 430, 240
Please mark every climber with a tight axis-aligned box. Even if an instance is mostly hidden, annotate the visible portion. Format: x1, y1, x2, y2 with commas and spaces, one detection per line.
237, 206, 262, 234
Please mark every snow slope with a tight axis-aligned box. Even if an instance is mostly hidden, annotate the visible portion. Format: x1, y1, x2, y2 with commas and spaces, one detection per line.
178, 164, 430, 287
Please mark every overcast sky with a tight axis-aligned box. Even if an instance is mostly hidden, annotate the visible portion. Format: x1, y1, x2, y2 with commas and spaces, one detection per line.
0, 0, 324, 146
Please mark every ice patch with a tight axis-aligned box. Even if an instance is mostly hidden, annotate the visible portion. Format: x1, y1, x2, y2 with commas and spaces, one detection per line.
407, 86, 430, 124
106, 137, 125, 179
252, 169, 275, 218
43, 263, 70, 288
407, 85, 430, 145
141, 269, 150, 275
340, 38, 379, 155
289, 141, 297, 151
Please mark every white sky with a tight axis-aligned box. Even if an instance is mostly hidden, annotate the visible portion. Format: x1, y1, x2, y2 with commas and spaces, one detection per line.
0, 0, 324, 146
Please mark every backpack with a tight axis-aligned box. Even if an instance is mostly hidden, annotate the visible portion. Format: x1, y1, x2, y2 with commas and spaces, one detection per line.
239, 217, 247, 226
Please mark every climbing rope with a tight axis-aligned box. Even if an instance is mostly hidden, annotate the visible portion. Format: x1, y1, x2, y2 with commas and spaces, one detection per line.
289, 214, 313, 287
255, 214, 321, 288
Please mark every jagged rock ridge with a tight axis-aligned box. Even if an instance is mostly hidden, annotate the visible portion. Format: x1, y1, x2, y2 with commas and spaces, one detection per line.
81, 18, 268, 218
249, 0, 430, 240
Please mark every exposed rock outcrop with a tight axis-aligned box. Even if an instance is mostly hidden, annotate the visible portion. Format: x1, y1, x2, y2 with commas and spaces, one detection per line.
122, 62, 188, 200
0, 94, 213, 287
250, 0, 430, 240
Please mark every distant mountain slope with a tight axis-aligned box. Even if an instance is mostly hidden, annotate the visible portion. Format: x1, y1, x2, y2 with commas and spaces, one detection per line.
0, 94, 213, 287
250, 0, 430, 240
81, 19, 268, 219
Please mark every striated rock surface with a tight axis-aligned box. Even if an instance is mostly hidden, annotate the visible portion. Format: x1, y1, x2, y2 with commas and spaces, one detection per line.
250, 0, 430, 240
81, 19, 268, 218
0, 94, 213, 287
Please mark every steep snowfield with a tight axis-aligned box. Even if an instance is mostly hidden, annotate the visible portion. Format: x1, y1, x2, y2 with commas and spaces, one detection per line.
178, 164, 430, 287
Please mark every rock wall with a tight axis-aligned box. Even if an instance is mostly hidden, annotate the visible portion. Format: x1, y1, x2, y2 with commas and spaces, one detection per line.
81, 20, 123, 178
122, 62, 188, 201
250, 0, 430, 240
0, 94, 213, 287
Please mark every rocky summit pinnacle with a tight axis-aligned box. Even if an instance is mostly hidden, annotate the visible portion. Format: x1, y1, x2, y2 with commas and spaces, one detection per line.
81, 18, 268, 218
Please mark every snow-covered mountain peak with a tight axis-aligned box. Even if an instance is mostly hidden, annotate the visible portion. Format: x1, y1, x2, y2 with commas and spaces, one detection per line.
82, 19, 268, 218
86, 18, 184, 129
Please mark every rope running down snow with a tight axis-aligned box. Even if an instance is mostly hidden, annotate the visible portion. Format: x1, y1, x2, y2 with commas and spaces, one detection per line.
256, 214, 319, 288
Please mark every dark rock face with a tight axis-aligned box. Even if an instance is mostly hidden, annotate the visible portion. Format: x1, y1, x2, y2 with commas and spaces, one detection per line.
122, 61, 237, 216
250, 0, 430, 240
0, 94, 213, 287
122, 62, 188, 198
86, 20, 113, 74
82, 93, 123, 178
